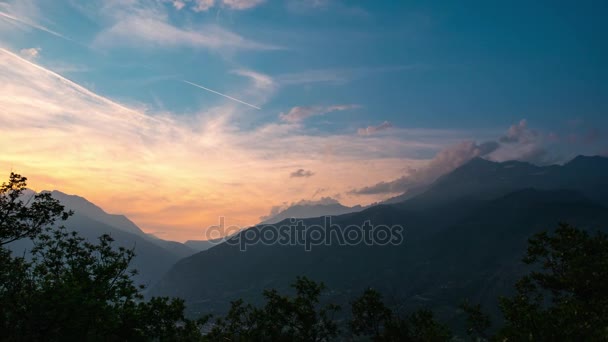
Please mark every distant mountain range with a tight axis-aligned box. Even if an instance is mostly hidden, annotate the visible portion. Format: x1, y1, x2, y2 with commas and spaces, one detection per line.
149, 155, 608, 323
8, 190, 197, 288
260, 199, 364, 225
184, 237, 227, 252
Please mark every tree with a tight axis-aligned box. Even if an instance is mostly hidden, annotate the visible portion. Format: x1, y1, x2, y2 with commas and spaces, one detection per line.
208, 277, 340, 341
0, 172, 71, 246
0, 173, 207, 341
460, 301, 491, 341
349, 287, 393, 338
497, 223, 608, 341
349, 288, 452, 341
461, 223, 608, 341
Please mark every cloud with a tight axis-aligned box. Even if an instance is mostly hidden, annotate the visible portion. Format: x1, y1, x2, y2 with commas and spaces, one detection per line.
286, 0, 369, 17
169, 1, 187, 10
0, 9, 71, 41
290, 169, 314, 178
19, 47, 41, 60
358, 121, 392, 136
0, 47, 450, 241
499, 119, 538, 144
193, 0, 215, 11
493, 119, 555, 165
95, 19, 276, 51
164, 0, 264, 11
92, 1, 278, 51
221, 0, 265, 10
183, 80, 261, 109
279, 104, 359, 123
277, 65, 421, 86
352, 140, 499, 195
259, 196, 340, 221
352, 117, 607, 197
231, 69, 276, 92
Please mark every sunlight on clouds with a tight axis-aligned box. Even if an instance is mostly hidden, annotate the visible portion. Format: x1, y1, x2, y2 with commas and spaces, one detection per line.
0, 47, 436, 241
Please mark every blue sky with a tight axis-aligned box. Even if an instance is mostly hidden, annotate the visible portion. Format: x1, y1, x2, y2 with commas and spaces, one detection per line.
0, 0, 606, 240
3, 0, 607, 131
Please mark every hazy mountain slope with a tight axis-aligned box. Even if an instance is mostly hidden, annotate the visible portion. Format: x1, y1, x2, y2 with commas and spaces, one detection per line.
47, 191, 195, 258
47, 191, 145, 235
184, 237, 227, 252
152, 188, 608, 320
398, 155, 608, 210
150, 155, 608, 321
8, 214, 183, 288
9, 191, 196, 287
261, 202, 364, 225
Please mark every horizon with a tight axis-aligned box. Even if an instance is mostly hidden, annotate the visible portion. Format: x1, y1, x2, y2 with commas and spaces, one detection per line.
1, 0, 607, 241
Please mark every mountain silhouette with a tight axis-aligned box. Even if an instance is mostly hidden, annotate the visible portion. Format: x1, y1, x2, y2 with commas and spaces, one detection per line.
261, 201, 364, 225
150, 155, 608, 321
8, 191, 196, 288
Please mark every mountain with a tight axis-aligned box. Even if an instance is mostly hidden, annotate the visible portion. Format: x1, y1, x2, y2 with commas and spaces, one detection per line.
46, 191, 145, 235
397, 155, 608, 210
9, 191, 196, 288
261, 200, 364, 225
379, 183, 430, 204
150, 155, 608, 323
47, 191, 195, 258
184, 237, 227, 252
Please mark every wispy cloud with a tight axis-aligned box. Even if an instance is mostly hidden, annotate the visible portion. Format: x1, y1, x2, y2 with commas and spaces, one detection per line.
351, 141, 499, 195
183, 80, 261, 109
18, 47, 41, 60
277, 65, 422, 86
1, 48, 451, 240
351, 117, 602, 197
91, 1, 279, 51
222, 0, 265, 10
231, 69, 275, 92
94, 19, 277, 51
279, 104, 359, 123
165, 0, 265, 11
286, 0, 369, 17
499, 119, 537, 144
0, 10, 71, 41
358, 121, 392, 136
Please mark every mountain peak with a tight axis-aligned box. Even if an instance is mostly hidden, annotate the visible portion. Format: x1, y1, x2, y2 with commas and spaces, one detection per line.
566, 154, 608, 166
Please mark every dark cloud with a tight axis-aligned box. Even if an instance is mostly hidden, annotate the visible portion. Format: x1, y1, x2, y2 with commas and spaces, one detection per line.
357, 121, 393, 136
290, 168, 314, 178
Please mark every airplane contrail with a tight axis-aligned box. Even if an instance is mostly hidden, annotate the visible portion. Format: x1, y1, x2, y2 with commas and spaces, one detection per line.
182, 80, 261, 110
0, 11, 71, 41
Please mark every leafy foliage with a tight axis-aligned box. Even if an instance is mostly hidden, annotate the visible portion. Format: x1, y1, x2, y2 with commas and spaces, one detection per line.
462, 223, 608, 341
349, 287, 393, 337
497, 223, 608, 341
349, 288, 452, 341
0, 173, 71, 246
460, 301, 491, 341
208, 276, 340, 341
2, 172, 608, 341
0, 173, 207, 341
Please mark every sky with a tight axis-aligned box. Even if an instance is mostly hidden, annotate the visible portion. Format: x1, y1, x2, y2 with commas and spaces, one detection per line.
0, 0, 606, 242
